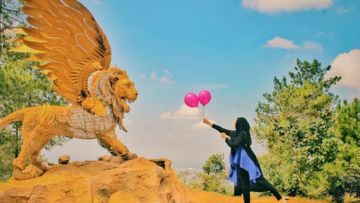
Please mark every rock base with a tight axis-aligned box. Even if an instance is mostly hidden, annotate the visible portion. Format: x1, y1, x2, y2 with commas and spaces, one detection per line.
0, 157, 327, 203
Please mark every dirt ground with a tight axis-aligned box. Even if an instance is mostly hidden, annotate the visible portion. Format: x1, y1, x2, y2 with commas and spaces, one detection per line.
187, 189, 329, 203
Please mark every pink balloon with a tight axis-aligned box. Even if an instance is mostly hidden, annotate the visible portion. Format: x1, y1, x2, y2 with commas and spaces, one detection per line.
184, 93, 199, 108
198, 90, 211, 106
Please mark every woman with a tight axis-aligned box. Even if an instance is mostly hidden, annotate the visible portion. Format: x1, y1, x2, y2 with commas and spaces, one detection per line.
203, 117, 286, 203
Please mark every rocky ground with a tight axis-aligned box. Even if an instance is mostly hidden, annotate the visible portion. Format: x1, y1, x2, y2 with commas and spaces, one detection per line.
0, 156, 328, 203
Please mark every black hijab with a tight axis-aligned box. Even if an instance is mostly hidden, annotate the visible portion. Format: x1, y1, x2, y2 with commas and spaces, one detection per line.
235, 117, 250, 132
235, 117, 252, 146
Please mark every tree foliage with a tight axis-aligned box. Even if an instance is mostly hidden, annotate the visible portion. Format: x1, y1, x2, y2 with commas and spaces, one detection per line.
202, 153, 226, 175
0, 0, 67, 181
255, 59, 359, 202
321, 99, 360, 202
200, 153, 231, 194
178, 153, 232, 195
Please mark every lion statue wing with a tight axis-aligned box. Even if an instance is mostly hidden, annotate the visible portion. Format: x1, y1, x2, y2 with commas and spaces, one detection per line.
13, 0, 112, 115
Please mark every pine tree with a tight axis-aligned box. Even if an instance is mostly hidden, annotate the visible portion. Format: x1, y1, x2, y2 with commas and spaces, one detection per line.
254, 59, 341, 197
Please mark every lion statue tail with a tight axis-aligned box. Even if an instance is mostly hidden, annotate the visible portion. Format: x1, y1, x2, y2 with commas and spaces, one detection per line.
0, 108, 29, 130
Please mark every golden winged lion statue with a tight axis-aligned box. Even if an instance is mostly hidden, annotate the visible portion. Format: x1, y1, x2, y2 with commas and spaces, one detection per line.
0, 0, 138, 180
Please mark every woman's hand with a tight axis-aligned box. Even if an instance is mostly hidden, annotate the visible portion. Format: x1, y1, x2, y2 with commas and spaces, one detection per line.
220, 132, 229, 140
203, 118, 213, 126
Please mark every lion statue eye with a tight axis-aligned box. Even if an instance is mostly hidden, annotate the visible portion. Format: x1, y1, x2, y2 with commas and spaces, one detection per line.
109, 77, 119, 86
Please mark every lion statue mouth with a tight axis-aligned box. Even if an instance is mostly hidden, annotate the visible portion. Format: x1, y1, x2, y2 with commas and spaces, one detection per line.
120, 93, 138, 112
117, 94, 138, 132
123, 94, 137, 103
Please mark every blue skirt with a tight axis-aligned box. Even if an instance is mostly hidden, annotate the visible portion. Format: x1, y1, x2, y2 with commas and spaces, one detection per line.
229, 147, 262, 185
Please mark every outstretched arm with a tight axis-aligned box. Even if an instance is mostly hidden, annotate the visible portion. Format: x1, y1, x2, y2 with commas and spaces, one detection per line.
212, 124, 232, 135
203, 118, 232, 135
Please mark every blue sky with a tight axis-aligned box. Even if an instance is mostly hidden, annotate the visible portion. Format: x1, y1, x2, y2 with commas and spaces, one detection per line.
45, 0, 360, 169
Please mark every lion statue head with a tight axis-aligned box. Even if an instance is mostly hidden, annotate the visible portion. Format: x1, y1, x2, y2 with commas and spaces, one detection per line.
87, 67, 138, 131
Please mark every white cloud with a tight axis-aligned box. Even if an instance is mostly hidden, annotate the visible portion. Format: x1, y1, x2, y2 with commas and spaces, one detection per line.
140, 73, 147, 80
191, 120, 214, 129
159, 104, 200, 120
263, 36, 322, 52
242, 0, 333, 14
192, 122, 208, 129
263, 37, 299, 49
303, 41, 323, 52
150, 70, 176, 85
327, 49, 360, 89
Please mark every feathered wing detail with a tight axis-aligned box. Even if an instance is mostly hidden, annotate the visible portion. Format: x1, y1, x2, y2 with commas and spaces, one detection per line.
15, 0, 112, 115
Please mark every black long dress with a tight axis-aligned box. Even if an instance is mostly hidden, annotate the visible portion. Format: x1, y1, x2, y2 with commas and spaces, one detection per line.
212, 117, 282, 203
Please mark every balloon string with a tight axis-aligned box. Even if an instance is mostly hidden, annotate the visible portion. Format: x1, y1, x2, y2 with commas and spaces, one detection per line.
203, 105, 205, 118
197, 106, 205, 119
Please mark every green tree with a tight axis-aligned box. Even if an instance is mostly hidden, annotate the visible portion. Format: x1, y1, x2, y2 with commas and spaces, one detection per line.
254, 59, 341, 198
0, 0, 25, 34
202, 153, 226, 175
200, 153, 232, 194
0, 130, 16, 180
0, 0, 67, 181
177, 153, 232, 195
320, 99, 360, 202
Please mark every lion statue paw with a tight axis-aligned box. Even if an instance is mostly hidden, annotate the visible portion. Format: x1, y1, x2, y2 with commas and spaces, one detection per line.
13, 164, 44, 180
